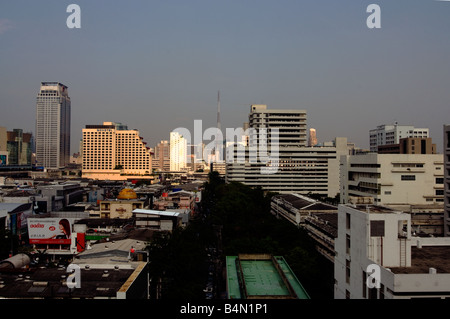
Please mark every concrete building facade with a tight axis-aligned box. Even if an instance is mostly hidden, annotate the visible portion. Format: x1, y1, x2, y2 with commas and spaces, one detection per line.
340, 153, 444, 206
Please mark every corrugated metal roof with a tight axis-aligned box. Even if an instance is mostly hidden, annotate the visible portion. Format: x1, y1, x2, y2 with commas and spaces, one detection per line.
132, 209, 180, 217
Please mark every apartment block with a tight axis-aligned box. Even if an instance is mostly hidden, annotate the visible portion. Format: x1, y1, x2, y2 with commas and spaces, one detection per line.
335, 203, 450, 299
82, 122, 152, 180
340, 153, 444, 206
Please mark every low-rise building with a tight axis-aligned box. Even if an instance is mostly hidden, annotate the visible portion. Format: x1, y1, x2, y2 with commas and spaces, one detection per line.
334, 203, 450, 299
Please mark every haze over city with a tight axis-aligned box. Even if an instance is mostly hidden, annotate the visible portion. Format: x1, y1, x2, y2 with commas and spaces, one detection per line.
1, 0, 450, 152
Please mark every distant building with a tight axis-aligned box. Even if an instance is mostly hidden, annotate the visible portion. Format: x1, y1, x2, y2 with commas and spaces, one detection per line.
225, 254, 310, 299
340, 153, 444, 206
369, 123, 429, 152
170, 131, 187, 171
378, 137, 436, 154
308, 128, 318, 147
153, 140, 170, 172
226, 104, 347, 197
444, 125, 450, 236
82, 122, 153, 180
334, 203, 450, 299
7, 129, 33, 165
35, 82, 71, 169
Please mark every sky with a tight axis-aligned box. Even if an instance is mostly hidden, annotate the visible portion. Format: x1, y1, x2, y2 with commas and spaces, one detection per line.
1, 0, 450, 152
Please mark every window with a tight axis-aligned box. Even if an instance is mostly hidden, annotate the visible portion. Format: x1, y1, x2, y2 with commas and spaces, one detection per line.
401, 175, 416, 181
436, 190, 444, 196
346, 234, 351, 254
436, 178, 444, 184
384, 191, 391, 195
346, 213, 351, 230
346, 260, 351, 284
370, 220, 385, 237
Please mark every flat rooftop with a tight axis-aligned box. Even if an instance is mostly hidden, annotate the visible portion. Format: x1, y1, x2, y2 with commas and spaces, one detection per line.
389, 246, 450, 274
351, 204, 399, 214
226, 254, 310, 299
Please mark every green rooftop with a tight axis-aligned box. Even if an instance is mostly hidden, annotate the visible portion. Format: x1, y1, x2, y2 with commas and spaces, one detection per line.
226, 254, 310, 299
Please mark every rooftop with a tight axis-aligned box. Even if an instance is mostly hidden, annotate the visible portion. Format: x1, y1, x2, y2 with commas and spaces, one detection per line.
226, 254, 310, 299
0, 267, 134, 298
389, 246, 450, 274
275, 194, 337, 211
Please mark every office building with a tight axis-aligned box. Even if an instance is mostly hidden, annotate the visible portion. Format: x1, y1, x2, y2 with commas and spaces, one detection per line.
340, 153, 444, 206
369, 123, 429, 152
226, 134, 348, 197
248, 104, 307, 147
82, 122, 153, 180
226, 105, 347, 196
334, 203, 450, 299
35, 82, 71, 169
170, 131, 187, 171
444, 125, 450, 236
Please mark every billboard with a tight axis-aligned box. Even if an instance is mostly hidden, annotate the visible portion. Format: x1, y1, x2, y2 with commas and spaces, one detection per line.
28, 218, 74, 244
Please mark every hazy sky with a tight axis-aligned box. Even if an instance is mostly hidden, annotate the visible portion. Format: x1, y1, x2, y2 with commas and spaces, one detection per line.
1, 0, 450, 152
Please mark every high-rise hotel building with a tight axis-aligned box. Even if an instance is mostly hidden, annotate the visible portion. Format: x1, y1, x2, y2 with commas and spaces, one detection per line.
35, 82, 71, 169
82, 122, 153, 180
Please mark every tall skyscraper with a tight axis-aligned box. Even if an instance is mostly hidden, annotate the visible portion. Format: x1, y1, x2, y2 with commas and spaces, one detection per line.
35, 82, 71, 169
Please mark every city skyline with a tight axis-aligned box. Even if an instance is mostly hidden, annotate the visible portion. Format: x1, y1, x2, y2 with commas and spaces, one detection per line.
1, 1, 450, 152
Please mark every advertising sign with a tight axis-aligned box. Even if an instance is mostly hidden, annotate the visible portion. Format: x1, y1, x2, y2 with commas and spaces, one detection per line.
28, 218, 74, 244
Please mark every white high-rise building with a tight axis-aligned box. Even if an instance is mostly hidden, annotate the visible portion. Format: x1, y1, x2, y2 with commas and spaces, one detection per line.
170, 131, 187, 171
369, 123, 429, 152
226, 104, 348, 197
35, 82, 71, 169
